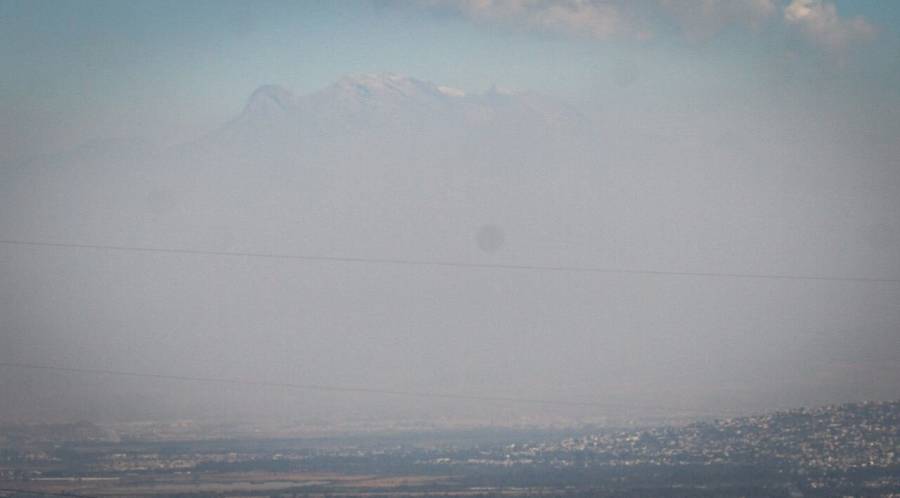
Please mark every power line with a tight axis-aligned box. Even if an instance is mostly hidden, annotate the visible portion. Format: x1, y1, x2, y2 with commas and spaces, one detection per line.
0, 488, 98, 498
0, 361, 738, 416
1, 239, 898, 284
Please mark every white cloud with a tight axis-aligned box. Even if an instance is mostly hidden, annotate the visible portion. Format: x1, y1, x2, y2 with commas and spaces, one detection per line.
422, 0, 643, 40
784, 0, 876, 51
420, 0, 877, 52
423, 0, 780, 41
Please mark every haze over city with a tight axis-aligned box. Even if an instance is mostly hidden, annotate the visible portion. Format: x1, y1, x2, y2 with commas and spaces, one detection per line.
1, 0, 899, 428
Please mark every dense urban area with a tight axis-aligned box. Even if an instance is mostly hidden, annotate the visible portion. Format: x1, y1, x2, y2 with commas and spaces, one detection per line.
1, 401, 898, 497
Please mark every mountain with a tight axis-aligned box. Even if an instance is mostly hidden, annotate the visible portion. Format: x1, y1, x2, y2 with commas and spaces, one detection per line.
202, 73, 589, 157
2, 73, 595, 244
232, 73, 586, 126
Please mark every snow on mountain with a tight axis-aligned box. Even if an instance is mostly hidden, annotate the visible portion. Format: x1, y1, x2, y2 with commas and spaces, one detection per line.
211, 73, 588, 149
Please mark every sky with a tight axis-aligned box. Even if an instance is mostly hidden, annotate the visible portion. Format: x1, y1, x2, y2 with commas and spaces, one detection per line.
2, 0, 900, 162
1, 0, 900, 425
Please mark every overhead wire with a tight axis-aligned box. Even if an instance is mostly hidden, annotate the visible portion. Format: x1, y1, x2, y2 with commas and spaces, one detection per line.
0, 361, 741, 416
1, 239, 898, 284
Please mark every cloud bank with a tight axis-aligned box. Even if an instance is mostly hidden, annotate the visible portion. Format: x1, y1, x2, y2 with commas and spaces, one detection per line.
784, 0, 876, 52
420, 0, 876, 50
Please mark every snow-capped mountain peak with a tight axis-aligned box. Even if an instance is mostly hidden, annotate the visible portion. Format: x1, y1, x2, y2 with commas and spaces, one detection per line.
327, 73, 462, 103
207, 73, 588, 148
